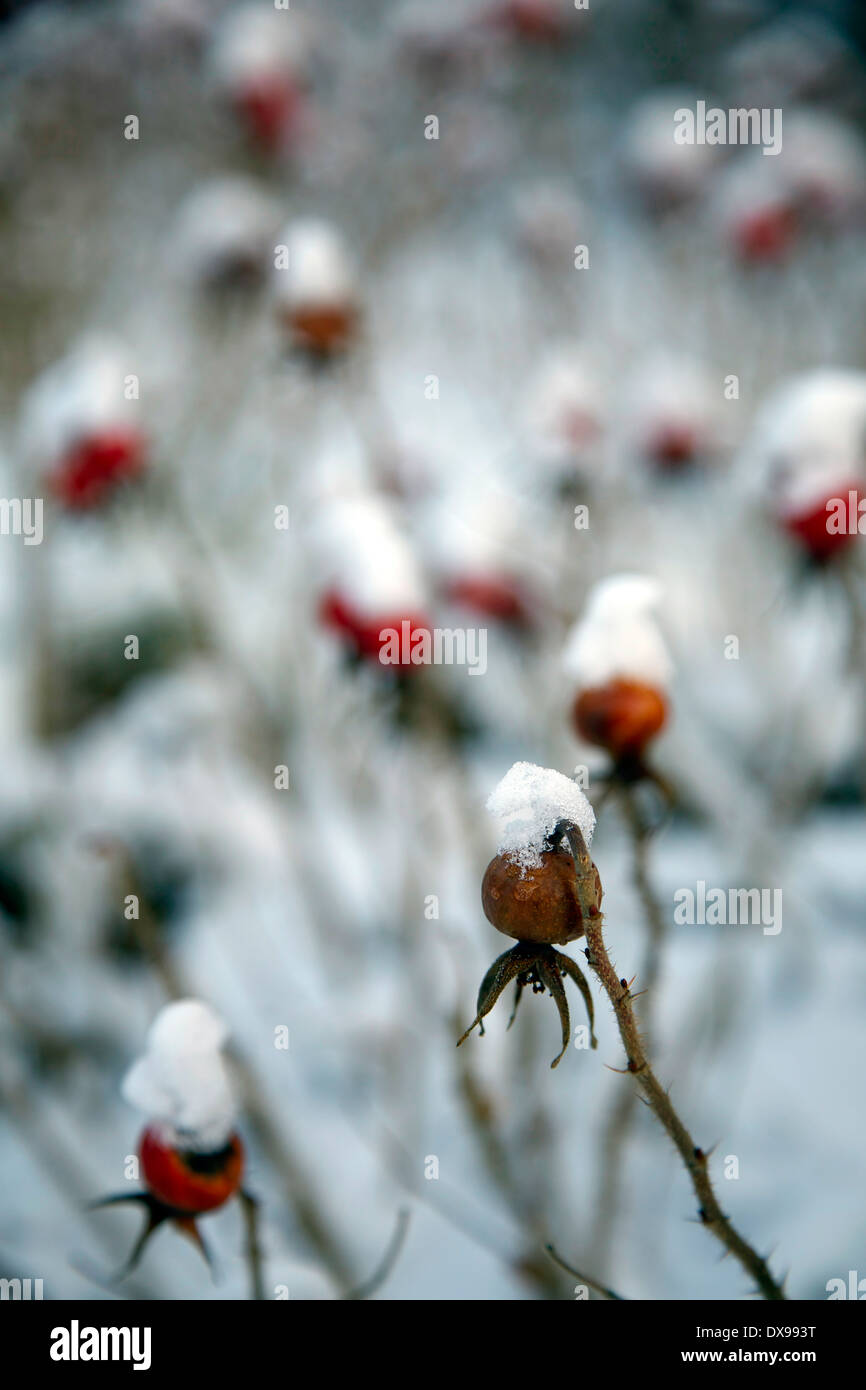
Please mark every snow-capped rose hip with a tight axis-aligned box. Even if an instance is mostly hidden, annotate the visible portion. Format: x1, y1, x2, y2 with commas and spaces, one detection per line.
564, 575, 672, 779
312, 490, 432, 672
781, 485, 864, 563
747, 370, 866, 565
572, 677, 668, 764
273, 219, 359, 358
318, 588, 432, 671
20, 337, 147, 512
172, 176, 279, 292
209, 4, 308, 153
625, 360, 719, 475
482, 846, 601, 945
49, 428, 146, 510
138, 1124, 244, 1215
426, 479, 534, 626
458, 764, 600, 1068
92, 1000, 254, 1278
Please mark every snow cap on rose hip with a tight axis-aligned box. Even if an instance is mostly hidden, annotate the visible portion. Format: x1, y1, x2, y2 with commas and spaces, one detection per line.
746, 369, 866, 561
486, 760, 596, 875
171, 175, 280, 289
564, 575, 672, 694
620, 88, 721, 210
563, 575, 671, 764
522, 348, 606, 479
780, 110, 866, 228
311, 486, 432, 668
710, 154, 798, 264
208, 3, 309, 151
121, 999, 237, 1153
19, 335, 146, 508
272, 219, 359, 355
425, 477, 534, 624
623, 358, 720, 472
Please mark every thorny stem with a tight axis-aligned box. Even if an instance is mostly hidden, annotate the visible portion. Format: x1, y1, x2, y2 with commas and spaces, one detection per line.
561, 822, 786, 1302
590, 782, 668, 1269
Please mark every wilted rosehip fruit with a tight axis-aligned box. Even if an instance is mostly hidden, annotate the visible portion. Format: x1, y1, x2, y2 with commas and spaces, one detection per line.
482, 845, 602, 946
139, 1125, 244, 1215
572, 678, 667, 762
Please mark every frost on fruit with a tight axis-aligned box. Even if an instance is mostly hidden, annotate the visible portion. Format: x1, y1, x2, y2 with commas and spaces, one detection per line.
486, 760, 596, 873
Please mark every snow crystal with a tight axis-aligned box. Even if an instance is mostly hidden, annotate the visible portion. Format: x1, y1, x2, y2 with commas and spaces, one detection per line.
562, 573, 672, 691
486, 761, 595, 871
121, 999, 237, 1153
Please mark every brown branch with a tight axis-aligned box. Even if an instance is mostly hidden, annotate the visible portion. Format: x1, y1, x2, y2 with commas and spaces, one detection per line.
563, 823, 786, 1302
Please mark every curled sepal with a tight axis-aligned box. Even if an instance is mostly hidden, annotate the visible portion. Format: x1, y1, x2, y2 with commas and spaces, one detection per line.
456, 945, 533, 1046
88, 1191, 214, 1282
457, 942, 598, 1068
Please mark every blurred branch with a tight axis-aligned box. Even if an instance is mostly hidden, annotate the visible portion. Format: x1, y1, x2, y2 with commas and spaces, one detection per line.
545, 1244, 626, 1300
345, 1207, 410, 1301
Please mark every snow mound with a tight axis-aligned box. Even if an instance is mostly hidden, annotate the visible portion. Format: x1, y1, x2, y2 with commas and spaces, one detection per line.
121, 999, 237, 1153
486, 761, 595, 871
563, 573, 672, 690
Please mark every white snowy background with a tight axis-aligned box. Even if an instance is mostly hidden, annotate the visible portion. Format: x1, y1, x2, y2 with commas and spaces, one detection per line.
0, 0, 864, 1300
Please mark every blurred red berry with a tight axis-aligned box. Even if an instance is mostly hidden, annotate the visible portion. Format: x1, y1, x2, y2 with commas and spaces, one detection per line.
445, 573, 528, 623
48, 429, 146, 510
319, 588, 432, 669
733, 204, 798, 263
233, 77, 302, 151
782, 485, 864, 562
573, 677, 668, 761
139, 1125, 244, 1216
